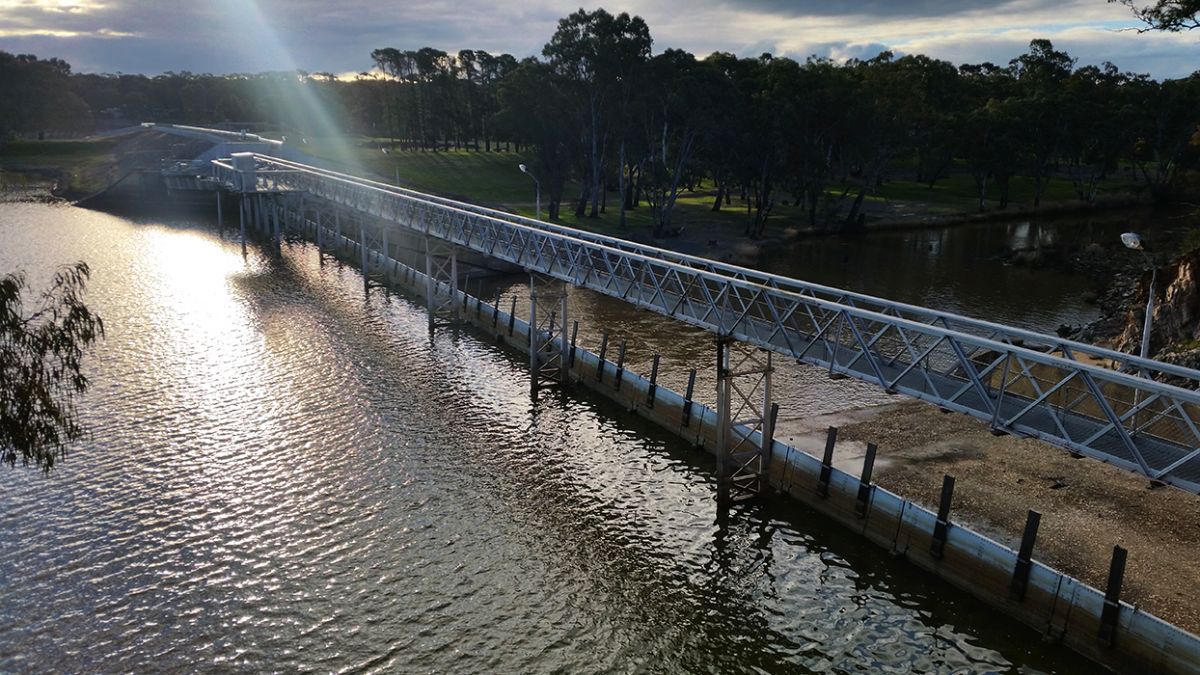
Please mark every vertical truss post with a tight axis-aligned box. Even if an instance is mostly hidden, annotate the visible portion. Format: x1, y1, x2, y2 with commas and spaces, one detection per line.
715, 336, 774, 503
358, 218, 369, 286
381, 223, 389, 267
296, 193, 305, 237
425, 236, 458, 330
216, 189, 223, 228
529, 273, 569, 392
238, 194, 247, 251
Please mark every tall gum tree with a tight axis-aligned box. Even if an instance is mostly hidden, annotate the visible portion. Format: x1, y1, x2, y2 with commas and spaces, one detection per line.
543, 8, 651, 218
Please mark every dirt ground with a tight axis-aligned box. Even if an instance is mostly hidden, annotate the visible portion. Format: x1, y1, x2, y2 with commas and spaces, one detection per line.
814, 400, 1200, 634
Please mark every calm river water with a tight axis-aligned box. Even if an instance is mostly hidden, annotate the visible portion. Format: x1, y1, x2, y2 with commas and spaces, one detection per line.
0, 202, 1102, 672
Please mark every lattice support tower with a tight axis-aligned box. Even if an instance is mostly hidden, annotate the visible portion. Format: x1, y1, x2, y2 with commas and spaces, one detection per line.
529, 274, 569, 392
425, 236, 458, 329
716, 337, 774, 503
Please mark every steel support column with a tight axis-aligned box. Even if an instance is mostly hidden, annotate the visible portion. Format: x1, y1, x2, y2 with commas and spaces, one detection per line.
381, 224, 389, 270
529, 274, 569, 392
238, 193, 246, 250
425, 236, 458, 329
716, 337, 774, 503
296, 194, 305, 237
358, 217, 370, 284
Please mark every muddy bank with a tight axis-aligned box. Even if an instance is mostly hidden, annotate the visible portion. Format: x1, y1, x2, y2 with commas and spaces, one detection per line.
860, 194, 1149, 233
1073, 217, 1200, 374
835, 400, 1200, 634
635, 188, 1151, 266
0, 132, 211, 202
0, 171, 64, 203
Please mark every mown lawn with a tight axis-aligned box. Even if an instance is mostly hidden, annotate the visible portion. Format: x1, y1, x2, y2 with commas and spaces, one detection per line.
0, 139, 119, 195
873, 166, 1141, 213
7, 134, 1141, 237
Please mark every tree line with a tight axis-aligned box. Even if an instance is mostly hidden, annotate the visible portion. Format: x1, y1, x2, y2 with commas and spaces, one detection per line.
2, 7, 1198, 236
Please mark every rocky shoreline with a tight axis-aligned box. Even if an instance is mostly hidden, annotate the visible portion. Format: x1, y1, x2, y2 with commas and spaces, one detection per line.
0, 174, 65, 204
1068, 225, 1200, 380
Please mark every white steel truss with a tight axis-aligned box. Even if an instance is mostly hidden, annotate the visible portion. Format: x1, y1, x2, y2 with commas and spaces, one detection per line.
717, 339, 774, 503
424, 236, 458, 329
529, 274, 570, 391
207, 154, 1200, 494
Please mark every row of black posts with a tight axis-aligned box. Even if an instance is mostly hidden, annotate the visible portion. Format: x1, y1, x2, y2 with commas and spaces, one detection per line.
813, 424, 1129, 648
432, 275, 1134, 652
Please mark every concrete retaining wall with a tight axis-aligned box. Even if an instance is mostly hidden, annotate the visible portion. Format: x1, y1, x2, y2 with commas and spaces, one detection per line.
278, 195, 1200, 674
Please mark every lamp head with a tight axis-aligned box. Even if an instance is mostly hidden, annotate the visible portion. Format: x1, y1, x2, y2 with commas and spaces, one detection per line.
1120, 232, 1145, 251
518, 163, 528, 174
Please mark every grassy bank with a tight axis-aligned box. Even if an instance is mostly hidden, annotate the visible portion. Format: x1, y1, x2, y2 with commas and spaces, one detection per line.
0, 139, 120, 197
297, 137, 1143, 250
0, 135, 1145, 242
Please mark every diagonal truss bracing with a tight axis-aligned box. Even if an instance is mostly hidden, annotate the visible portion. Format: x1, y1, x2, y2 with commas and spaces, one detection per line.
717, 339, 774, 502
210, 154, 1200, 494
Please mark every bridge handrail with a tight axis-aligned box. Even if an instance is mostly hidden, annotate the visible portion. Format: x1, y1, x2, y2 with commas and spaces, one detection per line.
251, 154, 1199, 388
243, 154, 1200, 403
211, 153, 1200, 491
149, 123, 284, 146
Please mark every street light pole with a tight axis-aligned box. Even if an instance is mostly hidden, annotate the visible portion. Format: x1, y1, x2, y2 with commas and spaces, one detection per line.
1141, 265, 1156, 361
1121, 232, 1156, 362
518, 163, 541, 221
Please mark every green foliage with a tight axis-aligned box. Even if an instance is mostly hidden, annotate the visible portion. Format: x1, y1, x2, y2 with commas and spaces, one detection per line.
4, 14, 1199, 236
1181, 227, 1200, 253
0, 139, 119, 196
1114, 0, 1200, 31
0, 53, 92, 138
1, 262, 105, 472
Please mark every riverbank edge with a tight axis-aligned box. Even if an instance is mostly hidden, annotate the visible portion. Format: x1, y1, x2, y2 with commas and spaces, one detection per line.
288, 210, 1199, 675
16, 135, 1163, 250
852, 193, 1151, 234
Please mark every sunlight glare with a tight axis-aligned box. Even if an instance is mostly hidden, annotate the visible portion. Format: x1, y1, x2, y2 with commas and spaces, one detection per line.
216, 0, 363, 174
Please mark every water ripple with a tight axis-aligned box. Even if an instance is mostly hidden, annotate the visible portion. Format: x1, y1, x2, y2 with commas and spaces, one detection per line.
0, 205, 1093, 673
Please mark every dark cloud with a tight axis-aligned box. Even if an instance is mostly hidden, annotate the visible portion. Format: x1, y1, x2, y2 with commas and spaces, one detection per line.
0, 0, 1193, 78
708, 0, 1029, 19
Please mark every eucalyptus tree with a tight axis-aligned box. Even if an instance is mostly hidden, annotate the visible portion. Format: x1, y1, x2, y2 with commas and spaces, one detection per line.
1114, 0, 1200, 30
1008, 39, 1076, 206
0, 52, 91, 138
640, 50, 726, 236
1, 263, 104, 472
957, 62, 1021, 211
1125, 72, 1200, 201
892, 54, 963, 187
831, 52, 916, 231
1061, 63, 1137, 202
496, 59, 575, 220
695, 52, 749, 214
477, 52, 519, 151
370, 48, 418, 143
543, 8, 652, 218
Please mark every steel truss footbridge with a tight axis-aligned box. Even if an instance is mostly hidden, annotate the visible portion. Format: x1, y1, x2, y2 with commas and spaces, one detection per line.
192, 151, 1200, 498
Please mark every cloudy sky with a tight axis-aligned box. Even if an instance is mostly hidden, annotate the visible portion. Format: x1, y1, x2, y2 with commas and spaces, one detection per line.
0, 0, 1196, 78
